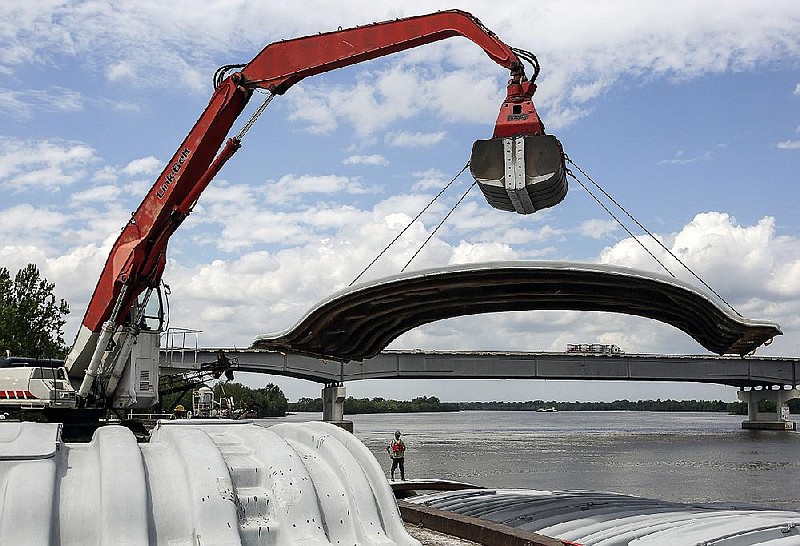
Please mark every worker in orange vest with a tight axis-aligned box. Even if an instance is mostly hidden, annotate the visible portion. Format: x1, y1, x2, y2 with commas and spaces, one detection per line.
387, 430, 406, 480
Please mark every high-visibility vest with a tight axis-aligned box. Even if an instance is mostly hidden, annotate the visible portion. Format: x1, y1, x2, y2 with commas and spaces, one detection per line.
389, 439, 405, 458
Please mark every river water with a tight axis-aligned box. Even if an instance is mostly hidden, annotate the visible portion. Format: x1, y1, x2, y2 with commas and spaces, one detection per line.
269, 411, 800, 511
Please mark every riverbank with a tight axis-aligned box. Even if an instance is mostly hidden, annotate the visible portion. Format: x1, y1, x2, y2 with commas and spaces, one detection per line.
288, 396, 764, 415
318, 410, 800, 511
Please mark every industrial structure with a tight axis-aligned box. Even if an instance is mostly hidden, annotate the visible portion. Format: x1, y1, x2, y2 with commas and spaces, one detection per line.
1, 8, 796, 545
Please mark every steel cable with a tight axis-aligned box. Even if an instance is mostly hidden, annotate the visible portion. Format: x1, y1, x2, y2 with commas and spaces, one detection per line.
402, 180, 477, 272
565, 155, 741, 317
349, 161, 471, 286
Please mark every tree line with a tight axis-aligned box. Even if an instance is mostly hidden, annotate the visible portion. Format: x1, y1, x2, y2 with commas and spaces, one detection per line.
460, 399, 800, 414
213, 381, 288, 417
289, 396, 459, 414
458, 399, 751, 414
286, 396, 780, 415
161, 381, 288, 417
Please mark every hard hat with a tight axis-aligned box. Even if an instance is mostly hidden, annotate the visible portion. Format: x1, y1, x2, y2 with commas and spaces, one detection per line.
175, 404, 185, 412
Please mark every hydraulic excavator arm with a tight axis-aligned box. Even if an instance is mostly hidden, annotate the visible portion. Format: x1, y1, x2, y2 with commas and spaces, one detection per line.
65, 9, 565, 405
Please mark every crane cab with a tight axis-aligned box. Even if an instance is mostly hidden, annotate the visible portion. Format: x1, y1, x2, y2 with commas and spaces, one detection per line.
106, 286, 166, 410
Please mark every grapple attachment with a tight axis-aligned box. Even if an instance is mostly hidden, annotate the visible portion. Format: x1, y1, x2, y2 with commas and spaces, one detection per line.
471, 134, 567, 214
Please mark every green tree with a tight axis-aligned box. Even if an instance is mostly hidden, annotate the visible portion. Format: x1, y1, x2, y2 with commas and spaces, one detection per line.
214, 381, 287, 417
0, 264, 70, 359
291, 397, 324, 412
256, 383, 288, 416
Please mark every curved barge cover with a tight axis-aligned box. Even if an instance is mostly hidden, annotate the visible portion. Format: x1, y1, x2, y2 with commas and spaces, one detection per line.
405, 488, 800, 545
0, 420, 419, 545
252, 261, 781, 361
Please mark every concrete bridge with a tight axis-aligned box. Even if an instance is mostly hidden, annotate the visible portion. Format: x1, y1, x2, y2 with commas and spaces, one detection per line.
161, 348, 800, 430
159, 262, 796, 428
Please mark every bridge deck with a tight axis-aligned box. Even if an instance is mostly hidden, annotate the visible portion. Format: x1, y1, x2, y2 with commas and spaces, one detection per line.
163, 349, 800, 388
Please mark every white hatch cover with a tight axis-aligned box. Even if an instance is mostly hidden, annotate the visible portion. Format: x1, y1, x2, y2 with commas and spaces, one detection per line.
0, 420, 420, 546
0, 421, 61, 460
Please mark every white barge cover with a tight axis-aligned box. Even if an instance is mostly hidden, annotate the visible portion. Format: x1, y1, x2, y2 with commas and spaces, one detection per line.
406, 488, 800, 545
0, 420, 420, 545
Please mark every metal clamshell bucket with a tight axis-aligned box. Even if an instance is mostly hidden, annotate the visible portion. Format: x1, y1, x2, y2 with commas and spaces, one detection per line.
470, 134, 567, 214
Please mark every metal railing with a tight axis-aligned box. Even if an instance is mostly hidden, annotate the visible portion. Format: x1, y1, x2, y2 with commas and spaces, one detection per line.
161, 327, 202, 369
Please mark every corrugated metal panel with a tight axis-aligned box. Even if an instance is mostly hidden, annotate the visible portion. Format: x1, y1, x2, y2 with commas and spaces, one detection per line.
406, 489, 800, 545
252, 261, 781, 361
0, 420, 420, 546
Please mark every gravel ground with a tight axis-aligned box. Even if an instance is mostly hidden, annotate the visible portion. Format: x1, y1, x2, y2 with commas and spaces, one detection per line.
404, 523, 481, 546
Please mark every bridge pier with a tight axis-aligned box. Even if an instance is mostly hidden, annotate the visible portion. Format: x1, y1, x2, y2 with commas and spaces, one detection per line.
737, 388, 798, 430
322, 383, 353, 432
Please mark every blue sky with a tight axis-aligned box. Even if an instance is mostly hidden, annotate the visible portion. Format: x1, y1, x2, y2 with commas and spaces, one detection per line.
1, 1, 799, 402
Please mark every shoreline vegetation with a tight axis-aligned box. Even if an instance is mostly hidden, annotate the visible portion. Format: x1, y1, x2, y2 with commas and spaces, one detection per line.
163, 382, 796, 418
289, 397, 800, 416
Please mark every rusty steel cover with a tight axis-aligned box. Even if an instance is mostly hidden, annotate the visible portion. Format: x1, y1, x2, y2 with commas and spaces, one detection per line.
252, 261, 781, 361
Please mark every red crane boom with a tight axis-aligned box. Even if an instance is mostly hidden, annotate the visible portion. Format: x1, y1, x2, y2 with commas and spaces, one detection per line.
65, 10, 560, 402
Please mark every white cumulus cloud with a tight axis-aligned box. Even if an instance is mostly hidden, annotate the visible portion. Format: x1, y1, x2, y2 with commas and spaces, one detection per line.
342, 154, 388, 166
122, 156, 161, 176
386, 130, 446, 147
0, 137, 96, 191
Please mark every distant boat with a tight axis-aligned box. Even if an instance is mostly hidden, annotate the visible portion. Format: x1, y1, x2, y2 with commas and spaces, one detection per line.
535, 407, 558, 412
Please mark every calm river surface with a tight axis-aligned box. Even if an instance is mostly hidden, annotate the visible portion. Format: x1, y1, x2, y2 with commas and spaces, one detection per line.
267, 411, 800, 511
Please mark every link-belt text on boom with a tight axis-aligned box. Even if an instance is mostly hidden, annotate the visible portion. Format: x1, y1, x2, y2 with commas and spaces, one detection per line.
156, 147, 191, 199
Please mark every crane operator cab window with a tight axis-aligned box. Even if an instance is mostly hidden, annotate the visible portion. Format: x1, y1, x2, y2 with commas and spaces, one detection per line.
137, 285, 167, 332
